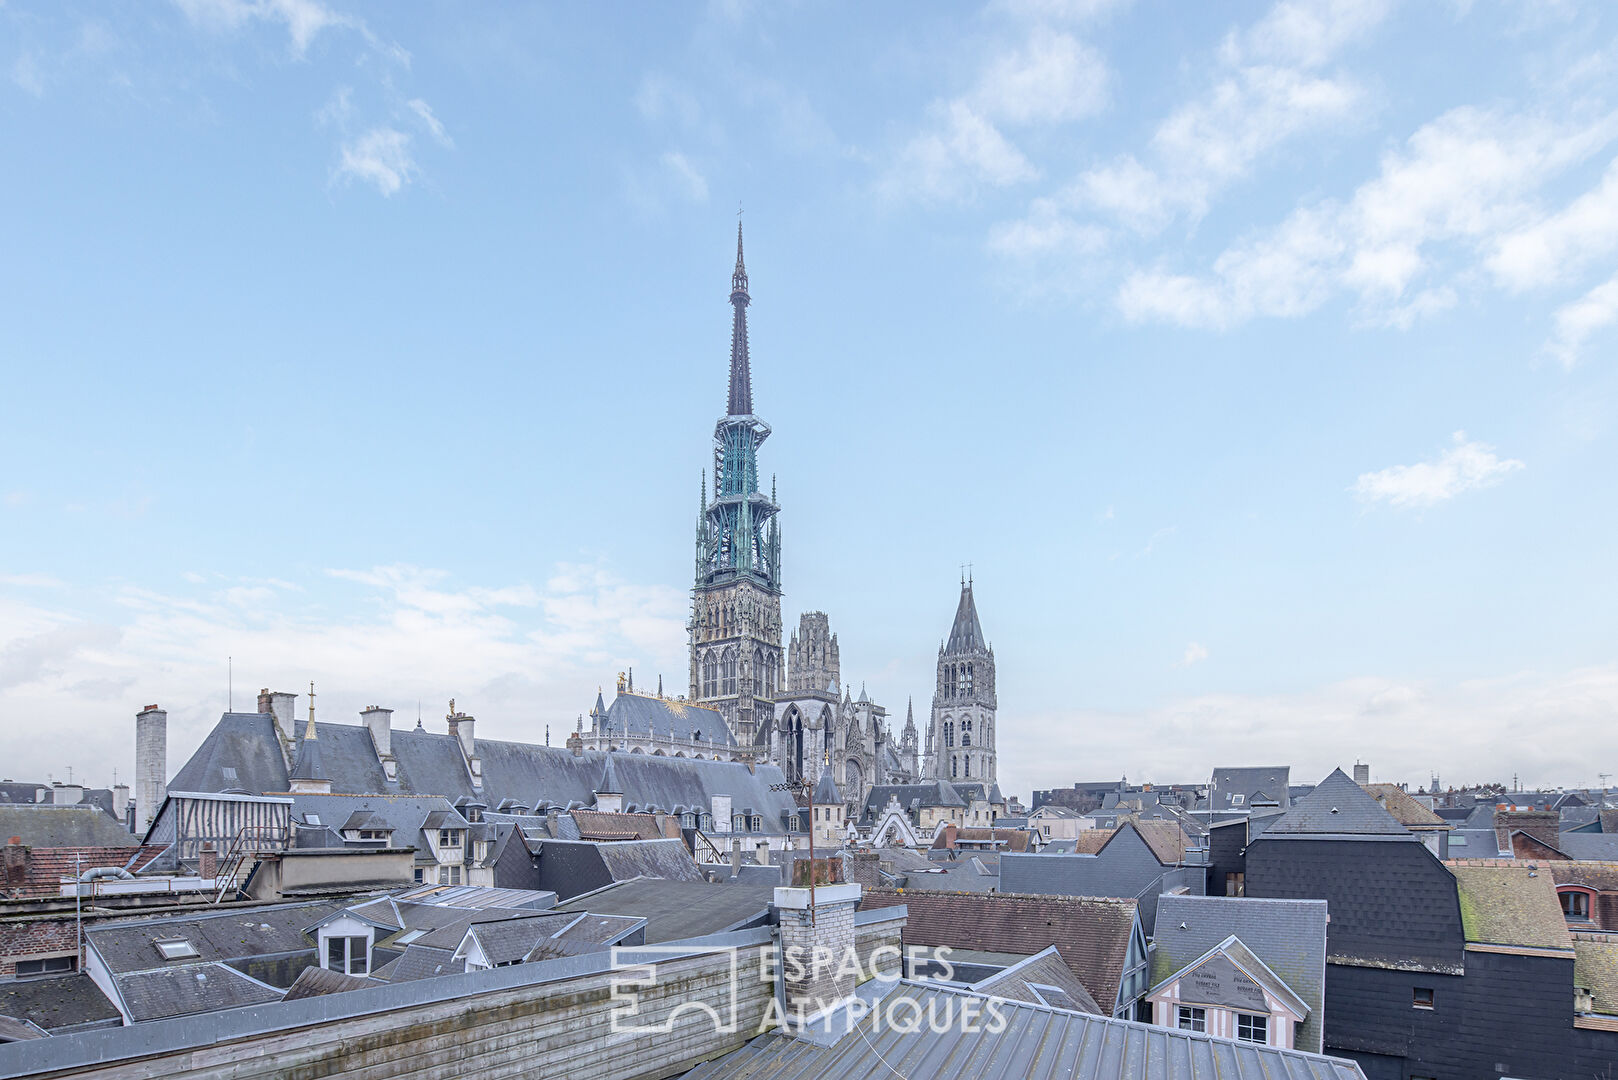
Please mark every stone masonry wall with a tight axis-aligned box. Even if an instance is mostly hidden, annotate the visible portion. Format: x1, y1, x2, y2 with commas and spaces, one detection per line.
778, 899, 856, 1018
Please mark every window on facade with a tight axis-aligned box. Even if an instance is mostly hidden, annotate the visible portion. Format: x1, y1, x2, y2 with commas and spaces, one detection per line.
701, 813, 713, 831
681, 813, 696, 829
1237, 1013, 1267, 1044
950, 756, 958, 779
15, 956, 75, 977
1412, 987, 1434, 1010
439, 829, 462, 847
413, 867, 424, 884
944, 722, 955, 748
1561, 889, 1591, 919
751, 815, 762, 832
325, 935, 369, 976
721, 650, 738, 696
1177, 1006, 1206, 1032
1225, 872, 1245, 897
963, 757, 971, 778
702, 654, 719, 699
965, 664, 973, 694
733, 815, 745, 832
447, 864, 462, 885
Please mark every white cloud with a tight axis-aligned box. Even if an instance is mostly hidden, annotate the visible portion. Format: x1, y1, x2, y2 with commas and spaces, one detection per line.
661, 151, 709, 203
1117, 107, 1618, 329
970, 33, 1109, 126
883, 101, 1038, 203
172, 0, 353, 58
1488, 155, 1618, 291
991, 0, 1133, 21
1543, 271, 1618, 367
0, 574, 64, 588
11, 52, 44, 97
0, 562, 688, 785
1353, 431, 1525, 509
407, 98, 452, 147
335, 127, 417, 196
1236, 0, 1392, 68
1182, 642, 1209, 666
1002, 665, 1618, 794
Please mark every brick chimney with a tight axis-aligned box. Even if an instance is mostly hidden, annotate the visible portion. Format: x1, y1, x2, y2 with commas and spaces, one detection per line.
135, 705, 167, 831
447, 707, 482, 789
2, 838, 27, 890
566, 729, 585, 757
773, 883, 863, 1029
259, 689, 299, 764
199, 843, 218, 881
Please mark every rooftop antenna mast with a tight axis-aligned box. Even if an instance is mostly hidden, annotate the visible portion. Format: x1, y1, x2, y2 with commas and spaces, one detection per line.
228, 656, 233, 713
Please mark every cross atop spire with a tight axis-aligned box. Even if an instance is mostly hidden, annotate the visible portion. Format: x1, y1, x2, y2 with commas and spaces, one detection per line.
727, 221, 753, 417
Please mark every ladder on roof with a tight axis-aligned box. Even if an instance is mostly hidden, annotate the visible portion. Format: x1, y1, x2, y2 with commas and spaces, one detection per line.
213, 825, 286, 903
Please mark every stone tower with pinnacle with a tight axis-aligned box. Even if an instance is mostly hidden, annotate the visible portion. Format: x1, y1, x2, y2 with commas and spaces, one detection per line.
924, 574, 997, 784
687, 224, 783, 746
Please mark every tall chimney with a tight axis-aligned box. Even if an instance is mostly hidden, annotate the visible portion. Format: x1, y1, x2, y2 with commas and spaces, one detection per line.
259, 689, 299, 762
1353, 762, 1370, 786
135, 705, 167, 831
362, 706, 396, 781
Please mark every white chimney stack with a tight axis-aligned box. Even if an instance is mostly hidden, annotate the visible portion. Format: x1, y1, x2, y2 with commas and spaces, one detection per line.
135, 704, 167, 831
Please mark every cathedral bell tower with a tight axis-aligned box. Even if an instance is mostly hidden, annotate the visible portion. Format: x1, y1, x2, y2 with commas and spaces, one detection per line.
925, 574, 997, 784
688, 224, 783, 746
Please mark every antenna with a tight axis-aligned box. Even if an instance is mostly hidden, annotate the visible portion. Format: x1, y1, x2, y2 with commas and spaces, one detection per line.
228, 656, 233, 713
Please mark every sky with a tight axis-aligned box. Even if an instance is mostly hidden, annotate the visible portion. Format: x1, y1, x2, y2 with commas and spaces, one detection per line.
3, 0, 1618, 800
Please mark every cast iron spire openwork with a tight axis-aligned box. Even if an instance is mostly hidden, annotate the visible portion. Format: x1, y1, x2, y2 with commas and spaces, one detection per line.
728, 222, 753, 418
697, 223, 781, 593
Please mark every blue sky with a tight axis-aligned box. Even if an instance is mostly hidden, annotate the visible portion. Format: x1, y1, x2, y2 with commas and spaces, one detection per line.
4, 0, 1618, 798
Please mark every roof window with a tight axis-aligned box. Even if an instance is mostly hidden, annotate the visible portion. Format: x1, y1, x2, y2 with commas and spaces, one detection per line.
154, 939, 199, 961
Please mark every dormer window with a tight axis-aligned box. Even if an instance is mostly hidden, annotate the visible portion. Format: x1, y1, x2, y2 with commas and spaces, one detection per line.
750, 815, 762, 832
1560, 888, 1592, 920
700, 813, 713, 831
325, 935, 369, 976
733, 815, 745, 832
438, 829, 463, 847
681, 812, 696, 829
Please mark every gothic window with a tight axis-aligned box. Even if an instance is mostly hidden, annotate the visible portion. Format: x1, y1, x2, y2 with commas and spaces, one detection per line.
702, 653, 719, 698
721, 648, 738, 696
956, 666, 966, 697
753, 648, 765, 694
950, 755, 958, 778
962, 718, 972, 748
944, 721, 954, 748
965, 664, 974, 694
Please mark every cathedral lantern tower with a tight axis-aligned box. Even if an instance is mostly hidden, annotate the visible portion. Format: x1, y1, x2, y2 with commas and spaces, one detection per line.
688, 224, 784, 746
926, 575, 998, 784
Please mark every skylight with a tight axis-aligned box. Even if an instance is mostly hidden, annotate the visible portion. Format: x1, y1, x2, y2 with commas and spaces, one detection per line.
154, 939, 199, 961
221, 767, 238, 781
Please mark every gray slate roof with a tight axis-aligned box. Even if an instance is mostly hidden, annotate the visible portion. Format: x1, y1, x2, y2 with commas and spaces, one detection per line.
0, 806, 137, 848
1558, 834, 1618, 860
84, 901, 343, 975
0, 975, 120, 1033
972, 945, 1103, 1015
679, 981, 1364, 1080
551, 879, 776, 943
1207, 767, 1292, 812
171, 713, 795, 822
1152, 895, 1328, 1054
1263, 769, 1412, 838
604, 693, 732, 746
945, 582, 987, 654
114, 962, 283, 1023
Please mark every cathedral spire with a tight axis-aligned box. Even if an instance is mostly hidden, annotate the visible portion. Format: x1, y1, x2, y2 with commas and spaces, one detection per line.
727, 222, 753, 417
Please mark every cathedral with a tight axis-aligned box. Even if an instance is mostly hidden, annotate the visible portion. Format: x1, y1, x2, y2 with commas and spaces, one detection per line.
585, 226, 999, 811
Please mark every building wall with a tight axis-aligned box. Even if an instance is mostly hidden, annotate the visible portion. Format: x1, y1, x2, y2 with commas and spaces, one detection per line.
1207, 825, 1246, 896
0, 917, 79, 979
1321, 963, 1464, 1078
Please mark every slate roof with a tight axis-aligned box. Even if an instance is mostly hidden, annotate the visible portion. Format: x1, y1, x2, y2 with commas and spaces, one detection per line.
858, 888, 1139, 1012
933, 826, 1030, 853
1151, 895, 1328, 1051
1574, 934, 1618, 1016
1150, 935, 1310, 1018
1558, 835, 1618, 861
0, 1015, 48, 1042
0, 975, 120, 1033
288, 793, 465, 862
84, 901, 344, 975
569, 810, 681, 841
281, 965, 375, 1000
971, 945, 1103, 1015
571, 837, 707, 886
377, 944, 461, 982
901, 855, 1002, 893
114, 962, 284, 1022
1452, 865, 1574, 952
0, 807, 137, 848
1362, 784, 1448, 828
1207, 767, 1292, 812
679, 981, 1365, 1080
813, 770, 841, 807
463, 913, 588, 965
603, 692, 732, 746
945, 582, 987, 654
551, 879, 776, 943
171, 713, 797, 823
1263, 769, 1412, 838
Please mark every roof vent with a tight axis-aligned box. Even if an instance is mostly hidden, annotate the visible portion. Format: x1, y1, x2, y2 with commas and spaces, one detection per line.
1330, 807, 1340, 814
